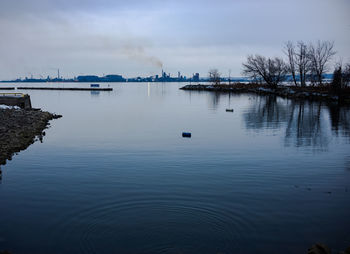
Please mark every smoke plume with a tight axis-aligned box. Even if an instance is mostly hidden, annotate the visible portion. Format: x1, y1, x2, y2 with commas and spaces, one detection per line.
122, 44, 163, 68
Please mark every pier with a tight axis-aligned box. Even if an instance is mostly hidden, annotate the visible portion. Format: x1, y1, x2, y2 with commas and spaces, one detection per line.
0, 87, 15, 90
17, 87, 113, 91
0, 93, 32, 109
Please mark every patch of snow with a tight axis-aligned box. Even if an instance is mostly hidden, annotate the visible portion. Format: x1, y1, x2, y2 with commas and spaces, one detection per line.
0, 104, 20, 109
257, 87, 273, 92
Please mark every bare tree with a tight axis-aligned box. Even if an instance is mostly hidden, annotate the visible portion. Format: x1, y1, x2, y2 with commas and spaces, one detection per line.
308, 40, 336, 86
296, 41, 310, 87
284, 41, 298, 86
344, 63, 350, 87
284, 41, 311, 87
208, 69, 221, 85
242, 55, 288, 88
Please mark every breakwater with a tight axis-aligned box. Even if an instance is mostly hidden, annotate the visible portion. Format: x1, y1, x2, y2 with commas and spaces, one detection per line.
17, 87, 113, 91
0, 94, 32, 109
180, 84, 350, 103
0, 108, 62, 165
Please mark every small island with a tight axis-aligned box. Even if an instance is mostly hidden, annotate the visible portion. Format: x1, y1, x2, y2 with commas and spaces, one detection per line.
181, 40, 350, 105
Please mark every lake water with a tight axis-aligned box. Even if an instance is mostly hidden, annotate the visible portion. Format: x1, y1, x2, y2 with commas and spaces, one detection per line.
1, 82, 350, 254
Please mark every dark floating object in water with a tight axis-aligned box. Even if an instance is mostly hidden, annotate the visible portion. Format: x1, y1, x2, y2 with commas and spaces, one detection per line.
182, 132, 191, 138
226, 109, 234, 112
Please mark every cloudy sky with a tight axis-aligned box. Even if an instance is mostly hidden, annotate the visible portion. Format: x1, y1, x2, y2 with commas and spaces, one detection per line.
0, 0, 349, 79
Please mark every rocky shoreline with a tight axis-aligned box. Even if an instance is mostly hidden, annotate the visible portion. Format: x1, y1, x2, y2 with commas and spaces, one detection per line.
0, 108, 62, 166
180, 83, 350, 104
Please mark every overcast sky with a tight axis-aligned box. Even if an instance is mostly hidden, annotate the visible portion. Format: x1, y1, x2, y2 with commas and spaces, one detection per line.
0, 0, 349, 79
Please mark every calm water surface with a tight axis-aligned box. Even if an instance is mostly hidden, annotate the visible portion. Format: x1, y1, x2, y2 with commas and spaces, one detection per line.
1, 82, 350, 254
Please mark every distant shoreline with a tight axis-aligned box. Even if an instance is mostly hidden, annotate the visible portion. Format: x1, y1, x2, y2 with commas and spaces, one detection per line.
0, 80, 215, 83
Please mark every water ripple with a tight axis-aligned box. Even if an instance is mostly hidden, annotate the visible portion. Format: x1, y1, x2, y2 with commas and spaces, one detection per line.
48, 195, 254, 254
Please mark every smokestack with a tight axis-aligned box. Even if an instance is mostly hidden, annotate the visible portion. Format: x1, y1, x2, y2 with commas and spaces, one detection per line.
58, 69, 60, 79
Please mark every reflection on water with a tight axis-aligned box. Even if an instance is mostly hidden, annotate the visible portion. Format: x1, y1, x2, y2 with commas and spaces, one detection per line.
243, 95, 288, 130
285, 101, 328, 149
329, 104, 350, 139
207, 92, 222, 110
90, 90, 100, 96
1, 83, 350, 254
243, 95, 350, 149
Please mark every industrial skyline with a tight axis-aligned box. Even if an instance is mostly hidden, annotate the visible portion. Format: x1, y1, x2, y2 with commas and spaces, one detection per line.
1, 69, 248, 83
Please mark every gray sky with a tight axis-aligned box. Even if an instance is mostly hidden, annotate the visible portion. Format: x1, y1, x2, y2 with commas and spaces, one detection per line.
0, 0, 349, 79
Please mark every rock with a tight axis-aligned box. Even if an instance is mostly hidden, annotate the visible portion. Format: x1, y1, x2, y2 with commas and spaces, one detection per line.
0, 251, 12, 254
340, 246, 350, 254
0, 108, 62, 165
308, 243, 332, 254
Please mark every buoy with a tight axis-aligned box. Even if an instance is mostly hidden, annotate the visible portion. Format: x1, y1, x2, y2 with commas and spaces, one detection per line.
226, 109, 234, 112
182, 132, 191, 138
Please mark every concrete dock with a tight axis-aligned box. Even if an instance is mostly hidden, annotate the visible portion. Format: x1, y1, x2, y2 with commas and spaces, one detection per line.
0, 87, 15, 90
17, 87, 113, 91
0, 93, 32, 109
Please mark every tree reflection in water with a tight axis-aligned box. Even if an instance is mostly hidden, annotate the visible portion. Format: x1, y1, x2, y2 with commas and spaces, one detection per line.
284, 100, 329, 149
207, 92, 222, 110
243, 95, 350, 149
328, 104, 350, 140
243, 95, 288, 131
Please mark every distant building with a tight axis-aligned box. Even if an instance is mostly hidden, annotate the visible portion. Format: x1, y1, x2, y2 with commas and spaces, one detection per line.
77, 75, 100, 82
193, 73, 199, 82
159, 70, 172, 81
76, 74, 125, 82
103, 74, 125, 82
